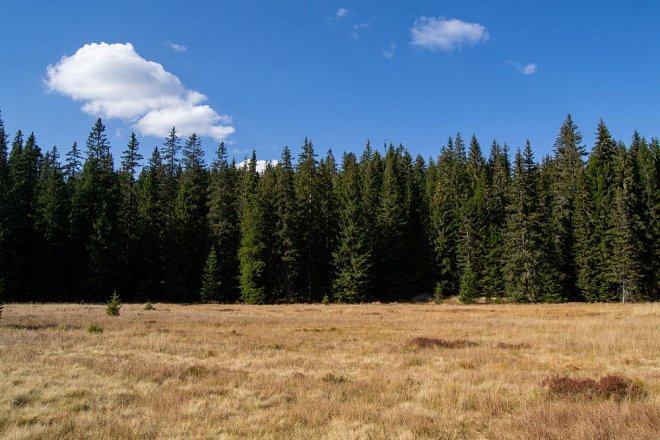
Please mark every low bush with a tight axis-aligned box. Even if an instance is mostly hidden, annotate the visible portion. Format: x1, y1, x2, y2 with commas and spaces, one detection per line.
542, 374, 645, 401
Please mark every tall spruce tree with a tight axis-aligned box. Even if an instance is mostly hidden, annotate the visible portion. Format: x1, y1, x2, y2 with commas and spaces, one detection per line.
333, 153, 372, 302
0, 111, 9, 297
550, 115, 586, 300
169, 133, 208, 300
207, 142, 240, 302
273, 146, 299, 300
503, 142, 545, 302
118, 133, 143, 298
33, 147, 69, 298
239, 152, 268, 304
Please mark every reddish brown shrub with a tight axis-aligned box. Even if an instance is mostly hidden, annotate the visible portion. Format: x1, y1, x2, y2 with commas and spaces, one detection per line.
542, 374, 645, 401
408, 337, 478, 349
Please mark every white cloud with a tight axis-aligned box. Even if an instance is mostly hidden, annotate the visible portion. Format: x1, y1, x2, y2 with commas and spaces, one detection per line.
166, 41, 187, 52
383, 42, 396, 59
410, 16, 489, 51
336, 8, 348, 19
45, 42, 234, 141
236, 159, 278, 174
509, 61, 538, 75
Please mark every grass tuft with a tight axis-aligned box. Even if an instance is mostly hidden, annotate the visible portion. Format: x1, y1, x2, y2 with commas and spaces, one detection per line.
542, 374, 645, 401
408, 336, 478, 349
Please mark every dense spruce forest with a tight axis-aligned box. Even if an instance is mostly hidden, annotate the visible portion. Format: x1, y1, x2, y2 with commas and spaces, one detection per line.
0, 111, 657, 304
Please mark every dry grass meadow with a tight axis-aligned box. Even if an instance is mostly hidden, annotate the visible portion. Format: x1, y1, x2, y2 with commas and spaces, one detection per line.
0, 302, 658, 439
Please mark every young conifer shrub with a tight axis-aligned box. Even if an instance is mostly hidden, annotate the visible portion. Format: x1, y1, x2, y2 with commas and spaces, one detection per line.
106, 291, 122, 316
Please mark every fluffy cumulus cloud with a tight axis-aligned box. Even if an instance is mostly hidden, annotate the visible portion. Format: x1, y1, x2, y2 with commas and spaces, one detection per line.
45, 42, 234, 141
411, 17, 489, 51
236, 159, 278, 174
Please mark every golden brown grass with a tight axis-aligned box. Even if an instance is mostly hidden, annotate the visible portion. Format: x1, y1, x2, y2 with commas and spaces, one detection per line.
0, 302, 658, 439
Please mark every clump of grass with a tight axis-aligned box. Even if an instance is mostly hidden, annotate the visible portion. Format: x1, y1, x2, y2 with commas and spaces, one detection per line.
322, 373, 347, 383
542, 374, 645, 401
496, 342, 531, 349
408, 337, 478, 349
143, 302, 155, 311
106, 292, 122, 316
87, 323, 103, 334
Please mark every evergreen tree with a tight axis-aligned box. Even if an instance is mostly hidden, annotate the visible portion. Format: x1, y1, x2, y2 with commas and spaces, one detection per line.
0, 111, 9, 297
430, 137, 460, 298
503, 142, 545, 302
70, 118, 120, 299
333, 153, 371, 302
6, 131, 41, 298
316, 149, 339, 297
273, 146, 299, 300
136, 148, 169, 298
200, 246, 222, 303
33, 147, 69, 298
550, 114, 586, 300
169, 133, 209, 300
294, 138, 323, 301
207, 142, 240, 302
238, 151, 268, 304
119, 133, 143, 299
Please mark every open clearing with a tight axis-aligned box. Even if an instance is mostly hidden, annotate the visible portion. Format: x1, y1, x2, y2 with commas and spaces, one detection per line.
1, 302, 658, 439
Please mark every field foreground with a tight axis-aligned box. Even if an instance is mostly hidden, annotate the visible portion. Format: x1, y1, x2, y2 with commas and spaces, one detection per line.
0, 303, 658, 439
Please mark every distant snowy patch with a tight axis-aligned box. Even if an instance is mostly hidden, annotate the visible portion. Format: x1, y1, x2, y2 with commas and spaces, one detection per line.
236, 159, 279, 173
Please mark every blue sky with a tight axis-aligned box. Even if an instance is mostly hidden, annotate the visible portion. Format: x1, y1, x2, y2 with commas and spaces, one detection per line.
1, 0, 659, 163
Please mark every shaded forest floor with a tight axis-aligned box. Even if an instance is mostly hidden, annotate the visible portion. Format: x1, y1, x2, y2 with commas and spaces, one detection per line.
1, 302, 659, 439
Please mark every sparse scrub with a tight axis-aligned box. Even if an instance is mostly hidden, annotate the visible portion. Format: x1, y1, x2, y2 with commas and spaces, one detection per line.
0, 302, 657, 439
143, 302, 155, 310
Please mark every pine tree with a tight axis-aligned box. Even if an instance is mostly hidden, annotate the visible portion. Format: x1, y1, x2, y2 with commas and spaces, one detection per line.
503, 142, 545, 302
430, 137, 460, 298
550, 114, 586, 300
119, 133, 143, 299
294, 138, 323, 301
71, 118, 120, 299
136, 148, 169, 298
333, 153, 371, 302
238, 152, 268, 304
0, 111, 9, 298
33, 147, 69, 298
207, 142, 240, 302
6, 131, 41, 298
482, 141, 509, 299
273, 146, 299, 300
169, 133, 209, 300
200, 246, 222, 303
316, 149, 338, 297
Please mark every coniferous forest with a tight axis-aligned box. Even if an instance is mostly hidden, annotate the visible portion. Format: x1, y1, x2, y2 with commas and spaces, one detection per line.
0, 111, 658, 304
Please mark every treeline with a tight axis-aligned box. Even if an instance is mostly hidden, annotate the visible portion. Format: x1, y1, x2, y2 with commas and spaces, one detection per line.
0, 112, 657, 304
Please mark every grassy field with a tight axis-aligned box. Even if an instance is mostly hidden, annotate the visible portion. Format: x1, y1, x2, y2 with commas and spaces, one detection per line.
0, 302, 658, 439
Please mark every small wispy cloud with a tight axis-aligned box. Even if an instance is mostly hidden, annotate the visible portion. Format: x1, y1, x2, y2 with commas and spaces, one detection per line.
351, 21, 370, 40
166, 41, 187, 53
509, 61, 538, 75
336, 8, 348, 19
383, 42, 397, 59
410, 16, 489, 51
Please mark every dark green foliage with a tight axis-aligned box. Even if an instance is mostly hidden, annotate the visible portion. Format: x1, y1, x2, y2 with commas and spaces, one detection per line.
0, 108, 656, 304
106, 291, 122, 316
200, 246, 222, 303
333, 153, 371, 303
207, 142, 240, 301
